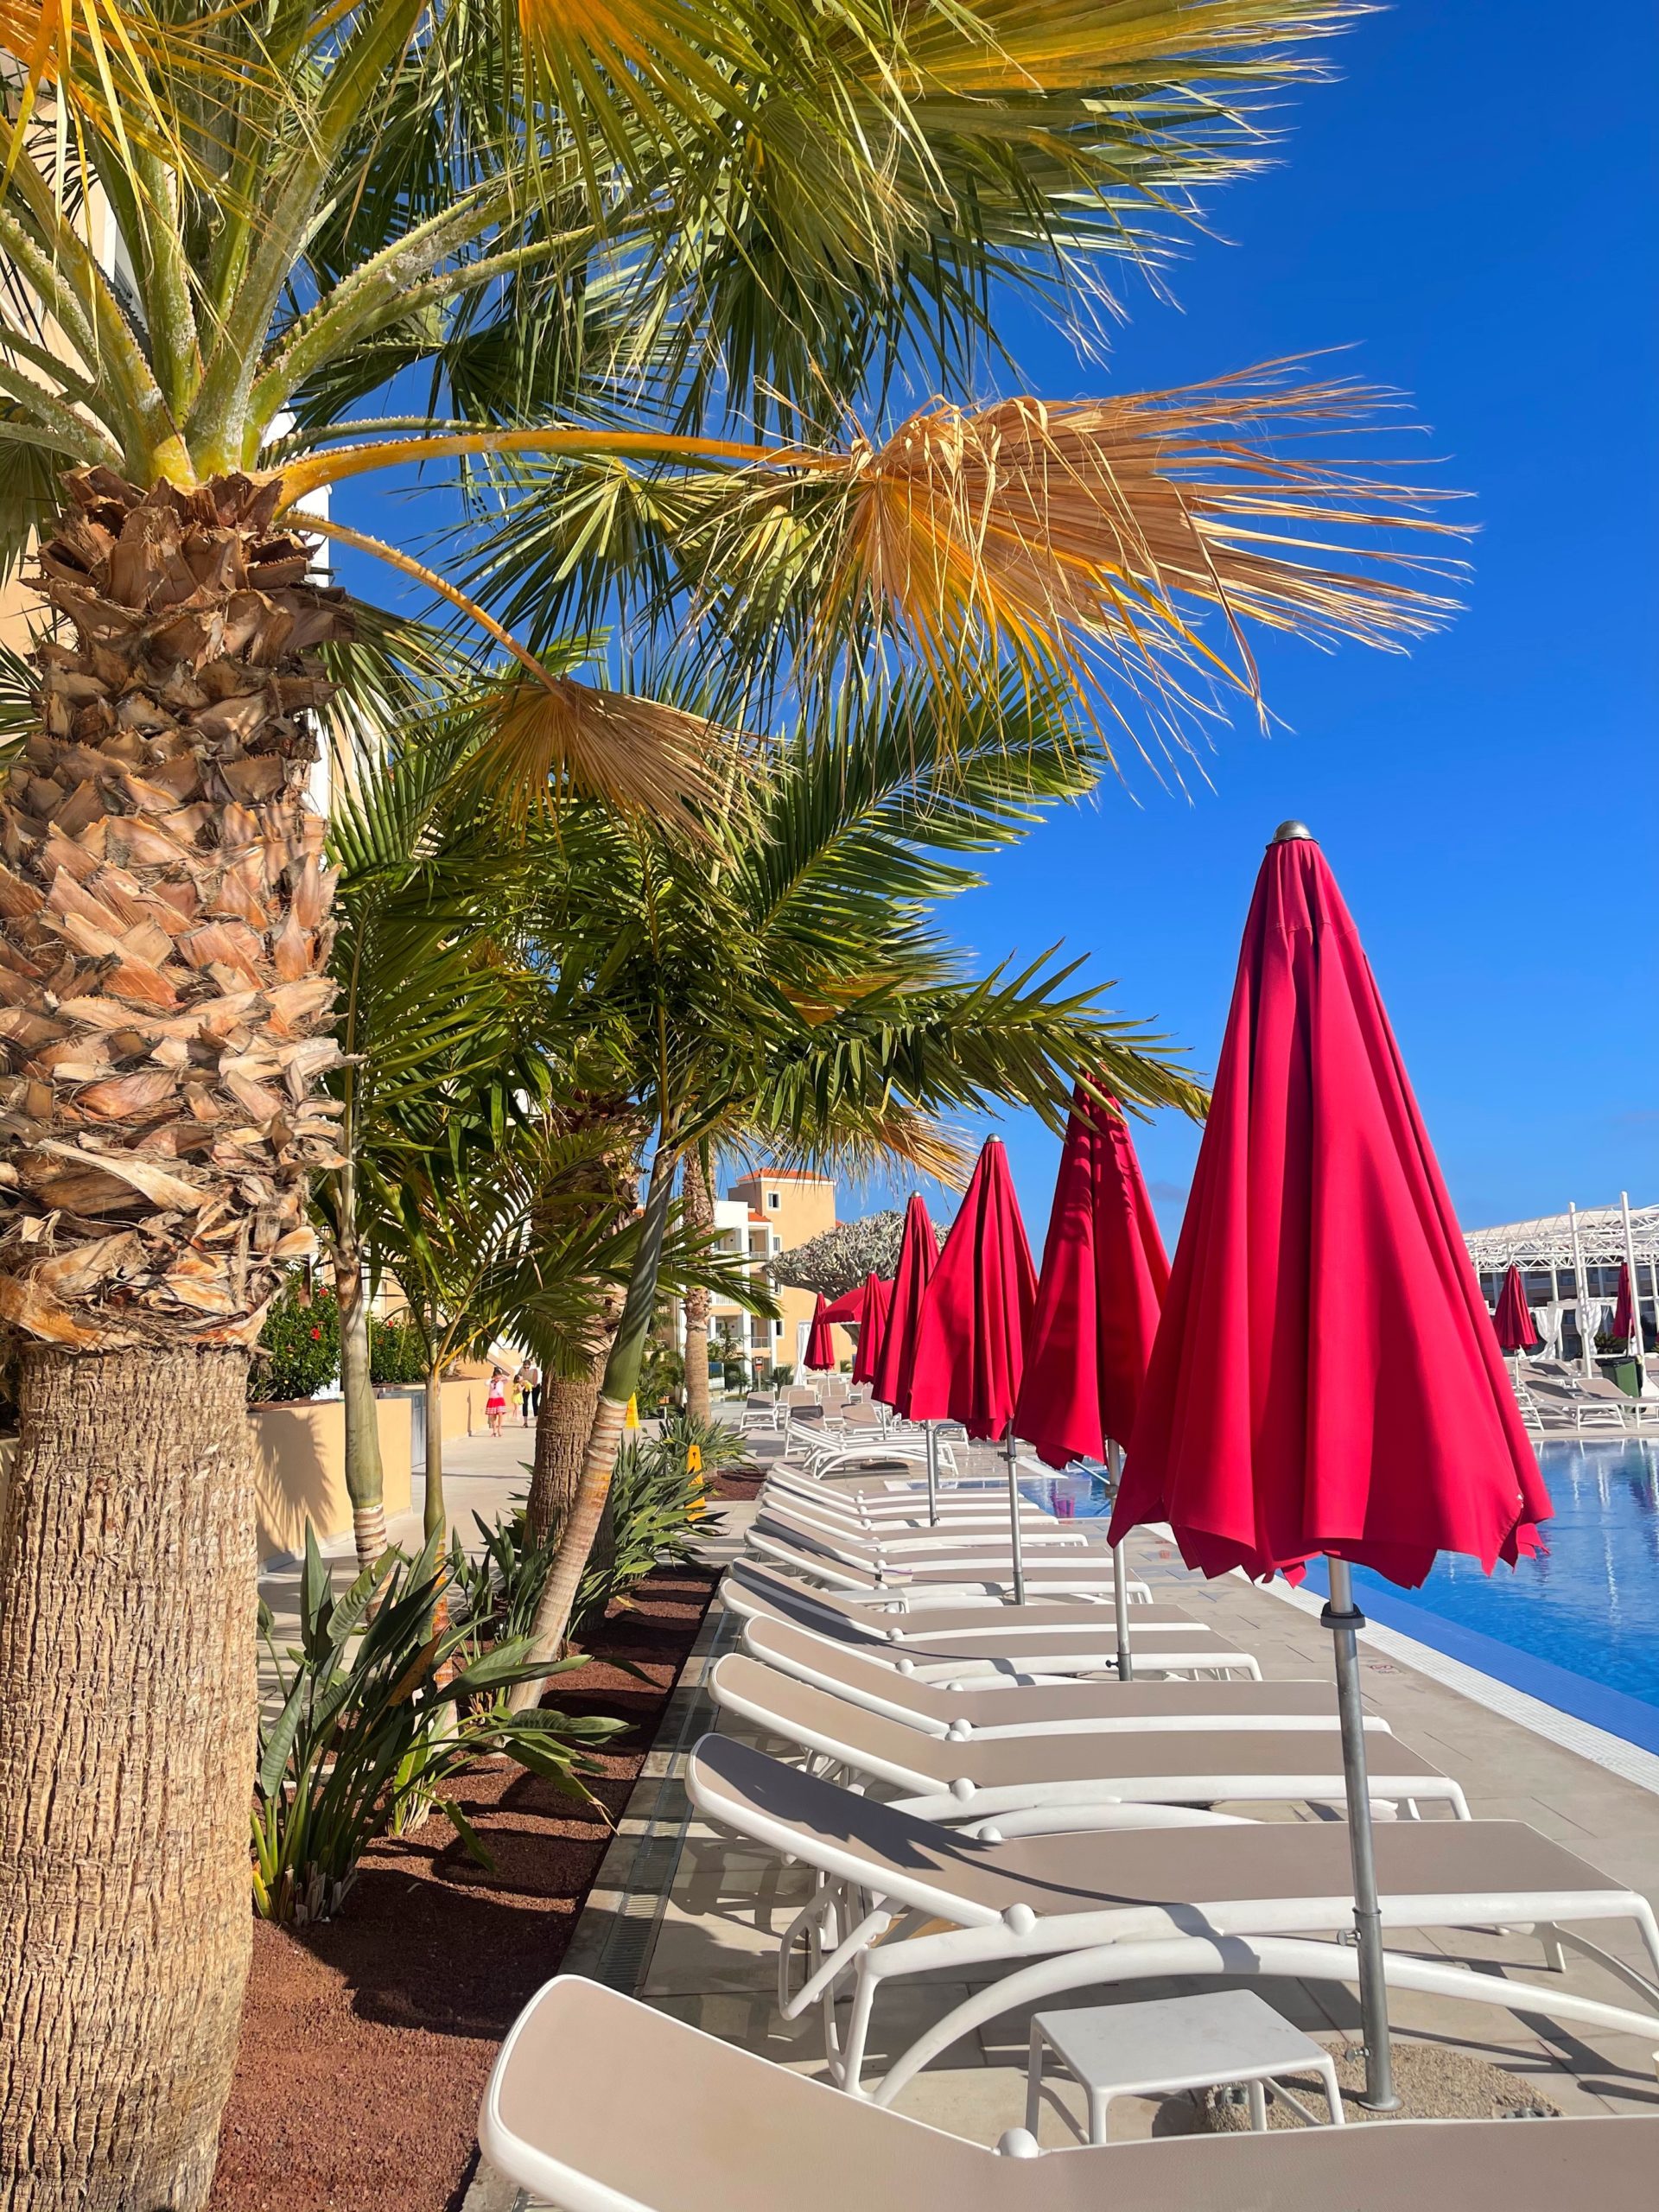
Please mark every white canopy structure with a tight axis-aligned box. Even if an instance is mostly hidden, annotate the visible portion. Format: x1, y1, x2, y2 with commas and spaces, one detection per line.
1464, 1196, 1657, 1379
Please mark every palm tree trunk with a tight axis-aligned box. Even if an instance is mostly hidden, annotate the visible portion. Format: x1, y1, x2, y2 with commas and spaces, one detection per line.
423, 1362, 445, 1545
0, 470, 349, 2208
335, 1235, 386, 1567
681, 1149, 713, 1423
0, 1347, 257, 2211
526, 1344, 607, 1547
509, 1147, 676, 1704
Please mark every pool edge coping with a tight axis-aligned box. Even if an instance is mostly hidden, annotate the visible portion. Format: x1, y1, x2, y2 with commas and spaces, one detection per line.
1255, 1572, 1659, 1801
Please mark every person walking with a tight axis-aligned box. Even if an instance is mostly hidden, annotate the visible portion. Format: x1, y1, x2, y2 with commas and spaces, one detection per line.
518, 1359, 542, 1427
486, 1365, 509, 1438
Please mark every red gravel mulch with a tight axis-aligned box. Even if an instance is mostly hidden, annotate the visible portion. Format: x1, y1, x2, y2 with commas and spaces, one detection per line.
209, 1535, 741, 2212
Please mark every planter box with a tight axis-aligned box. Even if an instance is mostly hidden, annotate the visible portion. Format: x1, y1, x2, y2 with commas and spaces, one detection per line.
251, 1394, 412, 1564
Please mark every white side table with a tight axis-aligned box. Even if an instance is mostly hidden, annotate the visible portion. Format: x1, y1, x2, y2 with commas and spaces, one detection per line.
1027, 1990, 1344, 2145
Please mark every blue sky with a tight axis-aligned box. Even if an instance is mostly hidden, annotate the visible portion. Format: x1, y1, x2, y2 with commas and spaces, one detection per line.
876, 0, 1658, 1246
332, 3, 1656, 1251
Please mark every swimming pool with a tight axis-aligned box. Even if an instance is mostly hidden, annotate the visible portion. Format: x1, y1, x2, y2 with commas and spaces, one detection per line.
1023, 1440, 1659, 1754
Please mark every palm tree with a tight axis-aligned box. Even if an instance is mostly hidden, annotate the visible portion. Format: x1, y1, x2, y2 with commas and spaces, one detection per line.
507, 678, 1210, 1683
0, 8, 1459, 2203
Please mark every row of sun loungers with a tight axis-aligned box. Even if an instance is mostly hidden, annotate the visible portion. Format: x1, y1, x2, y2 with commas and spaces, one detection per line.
480, 1441, 1659, 2207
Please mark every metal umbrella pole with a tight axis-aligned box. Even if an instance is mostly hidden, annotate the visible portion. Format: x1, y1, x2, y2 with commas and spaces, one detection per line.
1619, 1191, 1646, 1393
1106, 1440, 1134, 1681
1322, 1557, 1399, 2112
924, 1421, 940, 1527
1003, 1424, 1027, 1606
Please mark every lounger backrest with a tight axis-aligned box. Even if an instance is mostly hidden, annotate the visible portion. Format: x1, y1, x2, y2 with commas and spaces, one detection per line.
709, 1653, 946, 1790
741, 1617, 950, 1726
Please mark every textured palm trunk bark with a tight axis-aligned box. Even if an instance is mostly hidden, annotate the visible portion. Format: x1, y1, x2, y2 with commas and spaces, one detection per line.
681, 1151, 713, 1424
0, 471, 349, 2207
526, 1351, 607, 1547
0, 1345, 256, 2211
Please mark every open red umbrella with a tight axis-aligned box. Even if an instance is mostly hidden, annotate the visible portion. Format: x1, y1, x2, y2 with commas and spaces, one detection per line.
908, 1137, 1038, 1596
803, 1294, 836, 1372
1110, 823, 1552, 2111
873, 1197, 937, 1416
818, 1285, 864, 1327
1492, 1263, 1541, 1354
1613, 1262, 1637, 1350
1016, 1085, 1169, 1672
850, 1274, 891, 1388
1016, 1086, 1170, 1470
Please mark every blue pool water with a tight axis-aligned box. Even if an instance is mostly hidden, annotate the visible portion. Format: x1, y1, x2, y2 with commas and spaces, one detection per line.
1024, 1440, 1659, 1753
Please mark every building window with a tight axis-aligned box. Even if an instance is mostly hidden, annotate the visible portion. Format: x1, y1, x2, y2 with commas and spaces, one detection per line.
774, 1319, 783, 1338
767, 1191, 779, 1209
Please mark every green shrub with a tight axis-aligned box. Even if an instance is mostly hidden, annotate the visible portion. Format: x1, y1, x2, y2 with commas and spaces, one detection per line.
369, 1314, 429, 1386
249, 1281, 339, 1403
770, 1363, 794, 1388
636, 1338, 684, 1413
251, 1528, 618, 1925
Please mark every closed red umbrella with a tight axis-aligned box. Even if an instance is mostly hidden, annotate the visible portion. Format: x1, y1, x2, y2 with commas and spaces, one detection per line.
1109, 823, 1553, 2111
908, 1137, 1038, 1597
1016, 1085, 1170, 1676
803, 1294, 836, 1372
1016, 1086, 1170, 1470
1613, 1262, 1637, 1349
873, 1197, 937, 1416
850, 1274, 891, 1387
1492, 1264, 1541, 1354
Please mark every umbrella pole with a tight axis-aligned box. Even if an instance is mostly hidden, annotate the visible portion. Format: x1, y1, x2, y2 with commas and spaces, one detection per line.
925, 1421, 939, 1528
1323, 1557, 1400, 2112
1003, 1425, 1027, 1606
1106, 1441, 1134, 1681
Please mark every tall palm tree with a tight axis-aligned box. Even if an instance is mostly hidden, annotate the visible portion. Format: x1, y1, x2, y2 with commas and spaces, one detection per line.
0, 7, 1459, 2204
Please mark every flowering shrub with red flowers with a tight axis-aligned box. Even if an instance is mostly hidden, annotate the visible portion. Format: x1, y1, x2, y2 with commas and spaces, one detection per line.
250, 1282, 341, 1403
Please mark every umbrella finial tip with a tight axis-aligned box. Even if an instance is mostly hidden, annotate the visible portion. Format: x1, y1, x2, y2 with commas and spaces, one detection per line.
1271, 819, 1315, 845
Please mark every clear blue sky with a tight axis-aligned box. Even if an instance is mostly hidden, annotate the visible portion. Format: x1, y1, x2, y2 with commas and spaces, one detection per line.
875, 0, 1658, 1247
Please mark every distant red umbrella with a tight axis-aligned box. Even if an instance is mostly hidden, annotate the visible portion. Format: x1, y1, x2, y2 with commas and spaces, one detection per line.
1492, 1264, 1541, 1354
851, 1274, 891, 1388
1109, 823, 1554, 2111
1613, 1262, 1637, 1349
908, 1138, 1038, 1600
1016, 1086, 1170, 1470
873, 1197, 938, 1415
818, 1286, 864, 1327
802, 1294, 836, 1372
908, 1138, 1037, 1439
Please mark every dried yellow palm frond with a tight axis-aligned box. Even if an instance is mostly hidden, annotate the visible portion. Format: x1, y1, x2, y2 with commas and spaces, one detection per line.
470, 673, 733, 833
895, 0, 1362, 96
821, 362, 1465, 733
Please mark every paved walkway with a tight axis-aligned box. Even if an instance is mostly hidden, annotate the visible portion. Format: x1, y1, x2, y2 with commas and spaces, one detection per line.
465, 1438, 1659, 2205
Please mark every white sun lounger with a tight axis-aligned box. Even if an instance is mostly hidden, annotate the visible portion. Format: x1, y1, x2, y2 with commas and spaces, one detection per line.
707, 1651, 1467, 1827
747, 1517, 1149, 1605
762, 1475, 1064, 1532
721, 1565, 1262, 1681
480, 1977, 1659, 2212
687, 1735, 1659, 2104
758, 1492, 1089, 1548
740, 1617, 1377, 1735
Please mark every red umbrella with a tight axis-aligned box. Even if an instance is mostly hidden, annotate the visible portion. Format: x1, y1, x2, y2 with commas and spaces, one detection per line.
1613, 1262, 1637, 1349
1492, 1264, 1541, 1354
908, 1137, 1038, 1597
803, 1294, 836, 1372
1016, 1085, 1170, 1678
1109, 823, 1553, 2111
1016, 1086, 1170, 1470
850, 1274, 891, 1388
818, 1285, 864, 1327
873, 1196, 938, 1416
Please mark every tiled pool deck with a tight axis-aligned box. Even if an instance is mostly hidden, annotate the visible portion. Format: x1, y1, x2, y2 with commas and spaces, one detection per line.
467, 1442, 1659, 2207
